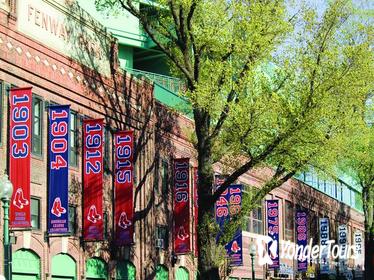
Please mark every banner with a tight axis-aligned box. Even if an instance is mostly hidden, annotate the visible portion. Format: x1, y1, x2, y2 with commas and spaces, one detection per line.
193, 167, 198, 256
266, 200, 280, 269
48, 105, 70, 233
354, 231, 364, 268
114, 131, 134, 245
319, 218, 330, 274
296, 209, 308, 271
215, 174, 229, 236
83, 119, 104, 240
216, 184, 243, 266
338, 224, 348, 272
173, 158, 191, 254
9, 87, 32, 228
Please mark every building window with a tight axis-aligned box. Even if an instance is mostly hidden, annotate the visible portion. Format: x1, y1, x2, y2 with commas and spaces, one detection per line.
103, 212, 108, 239
161, 160, 169, 194
244, 207, 263, 234
340, 183, 344, 201
308, 211, 318, 245
350, 189, 356, 208
104, 126, 111, 173
69, 205, 77, 234
69, 111, 79, 166
0, 81, 3, 144
285, 201, 294, 241
31, 95, 43, 156
156, 225, 169, 250
31, 198, 40, 230
154, 157, 160, 194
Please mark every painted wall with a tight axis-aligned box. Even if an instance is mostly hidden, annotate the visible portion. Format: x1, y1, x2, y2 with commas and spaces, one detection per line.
77, 0, 152, 48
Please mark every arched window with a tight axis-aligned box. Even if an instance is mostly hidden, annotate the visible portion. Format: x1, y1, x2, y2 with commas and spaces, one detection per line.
86, 258, 108, 280
175, 267, 189, 280
52, 254, 76, 280
116, 261, 136, 280
12, 249, 41, 280
155, 265, 168, 280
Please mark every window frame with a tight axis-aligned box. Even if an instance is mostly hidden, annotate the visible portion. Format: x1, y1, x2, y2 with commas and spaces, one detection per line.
68, 205, 77, 235
103, 211, 108, 239
0, 81, 3, 145
104, 126, 111, 173
284, 200, 295, 242
69, 111, 79, 167
244, 206, 264, 234
31, 94, 43, 157
31, 197, 41, 230
161, 159, 169, 195
155, 224, 169, 250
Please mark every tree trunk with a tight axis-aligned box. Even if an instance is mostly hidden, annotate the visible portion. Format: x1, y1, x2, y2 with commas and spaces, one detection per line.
364, 234, 374, 280
199, 267, 221, 280
362, 184, 374, 280
196, 149, 221, 280
194, 110, 221, 280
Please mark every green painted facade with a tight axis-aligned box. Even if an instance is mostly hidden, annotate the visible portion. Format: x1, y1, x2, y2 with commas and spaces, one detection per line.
175, 267, 189, 280
155, 265, 168, 280
52, 254, 76, 280
86, 258, 108, 280
116, 261, 136, 280
77, 0, 189, 112
154, 84, 192, 117
119, 46, 134, 69
12, 250, 40, 280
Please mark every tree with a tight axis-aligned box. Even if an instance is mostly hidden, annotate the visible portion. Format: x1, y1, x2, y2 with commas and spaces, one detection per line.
339, 110, 374, 279
95, 0, 374, 278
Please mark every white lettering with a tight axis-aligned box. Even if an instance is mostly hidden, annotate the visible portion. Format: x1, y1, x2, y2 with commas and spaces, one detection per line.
255, 238, 360, 266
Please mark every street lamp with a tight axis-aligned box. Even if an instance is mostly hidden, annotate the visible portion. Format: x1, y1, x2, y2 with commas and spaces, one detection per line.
0, 174, 13, 280
250, 243, 257, 280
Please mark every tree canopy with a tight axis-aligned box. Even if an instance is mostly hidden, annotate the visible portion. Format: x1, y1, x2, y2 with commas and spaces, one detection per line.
95, 0, 374, 278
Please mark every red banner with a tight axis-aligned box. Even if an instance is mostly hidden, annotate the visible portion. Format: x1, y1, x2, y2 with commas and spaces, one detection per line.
173, 158, 191, 254
9, 87, 32, 228
114, 131, 134, 245
193, 167, 198, 256
83, 119, 104, 240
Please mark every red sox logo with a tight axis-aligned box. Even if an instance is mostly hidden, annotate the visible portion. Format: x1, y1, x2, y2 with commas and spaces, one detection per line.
51, 197, 66, 217
13, 188, 29, 209
87, 205, 101, 223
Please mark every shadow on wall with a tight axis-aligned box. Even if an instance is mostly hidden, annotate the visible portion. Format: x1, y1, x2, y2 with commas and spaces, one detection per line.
63, 2, 181, 279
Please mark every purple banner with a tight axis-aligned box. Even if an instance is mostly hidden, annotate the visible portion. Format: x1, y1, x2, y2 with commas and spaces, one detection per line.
296, 209, 308, 271
216, 183, 243, 266
267, 200, 280, 269
48, 105, 70, 234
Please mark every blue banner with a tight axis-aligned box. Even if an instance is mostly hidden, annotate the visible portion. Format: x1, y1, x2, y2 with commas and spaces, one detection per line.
48, 105, 70, 234
266, 200, 280, 269
319, 218, 330, 274
296, 209, 308, 271
225, 229, 243, 266
215, 183, 243, 266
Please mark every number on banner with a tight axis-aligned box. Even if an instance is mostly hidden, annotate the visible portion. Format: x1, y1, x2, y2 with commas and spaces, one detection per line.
117, 169, 131, 183
51, 155, 67, 170
216, 196, 228, 207
51, 110, 68, 120
216, 207, 228, 217
86, 161, 101, 174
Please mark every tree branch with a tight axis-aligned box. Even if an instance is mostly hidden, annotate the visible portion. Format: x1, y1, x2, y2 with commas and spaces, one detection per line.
218, 169, 296, 245
212, 132, 289, 202
122, 0, 194, 84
